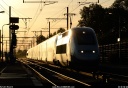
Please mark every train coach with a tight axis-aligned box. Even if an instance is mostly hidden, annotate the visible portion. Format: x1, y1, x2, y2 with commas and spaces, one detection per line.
26, 27, 99, 70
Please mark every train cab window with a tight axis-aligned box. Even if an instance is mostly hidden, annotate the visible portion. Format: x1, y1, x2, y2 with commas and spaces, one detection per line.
76, 30, 96, 45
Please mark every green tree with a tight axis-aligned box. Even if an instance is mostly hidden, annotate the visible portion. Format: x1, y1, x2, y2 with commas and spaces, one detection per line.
53, 31, 57, 36
78, 4, 106, 44
111, 0, 128, 42
78, 2, 128, 44
16, 49, 27, 58
78, 4, 105, 33
57, 27, 66, 33
36, 35, 46, 44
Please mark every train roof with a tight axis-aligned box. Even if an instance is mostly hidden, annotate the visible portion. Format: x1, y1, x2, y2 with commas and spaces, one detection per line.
27, 26, 95, 50
72, 26, 94, 30
71, 26, 95, 33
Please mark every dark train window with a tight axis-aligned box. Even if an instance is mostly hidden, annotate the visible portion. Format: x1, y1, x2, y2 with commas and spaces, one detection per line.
56, 44, 66, 54
76, 31, 96, 45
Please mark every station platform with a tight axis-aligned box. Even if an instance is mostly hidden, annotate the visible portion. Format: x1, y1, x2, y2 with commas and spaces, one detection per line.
0, 60, 43, 86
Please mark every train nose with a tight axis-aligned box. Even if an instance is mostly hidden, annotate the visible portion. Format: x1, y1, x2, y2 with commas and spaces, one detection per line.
76, 49, 99, 60
78, 50, 96, 54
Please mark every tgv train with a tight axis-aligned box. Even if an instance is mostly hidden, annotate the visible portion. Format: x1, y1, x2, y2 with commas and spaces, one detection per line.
26, 27, 99, 69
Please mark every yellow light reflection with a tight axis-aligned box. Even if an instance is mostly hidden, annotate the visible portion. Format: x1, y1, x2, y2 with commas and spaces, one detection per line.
68, 29, 72, 37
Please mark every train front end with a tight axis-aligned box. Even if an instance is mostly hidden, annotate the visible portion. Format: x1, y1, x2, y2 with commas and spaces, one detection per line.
70, 27, 99, 70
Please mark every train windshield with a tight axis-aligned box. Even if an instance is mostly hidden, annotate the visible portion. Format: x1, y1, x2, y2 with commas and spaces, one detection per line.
75, 30, 96, 45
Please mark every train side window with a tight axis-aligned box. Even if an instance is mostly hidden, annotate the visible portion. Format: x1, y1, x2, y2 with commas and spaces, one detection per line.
56, 44, 66, 54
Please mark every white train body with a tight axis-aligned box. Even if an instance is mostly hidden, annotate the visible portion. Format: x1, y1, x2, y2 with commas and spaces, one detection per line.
27, 27, 99, 68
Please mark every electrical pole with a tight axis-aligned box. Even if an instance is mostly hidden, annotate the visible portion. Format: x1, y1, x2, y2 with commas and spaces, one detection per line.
0, 30, 1, 59
16, 31, 27, 50
9, 6, 11, 57
67, 7, 69, 30
9, 6, 20, 63
64, 7, 76, 29
6, 40, 7, 52
32, 31, 44, 45
49, 22, 50, 37
22, 0, 58, 35
19, 18, 32, 29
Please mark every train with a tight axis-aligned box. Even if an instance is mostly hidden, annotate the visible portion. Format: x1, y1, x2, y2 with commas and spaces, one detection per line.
26, 27, 99, 70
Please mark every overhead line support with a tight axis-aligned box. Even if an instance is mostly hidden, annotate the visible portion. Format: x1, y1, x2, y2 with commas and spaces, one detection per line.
23, 0, 58, 6
64, 10, 76, 29
46, 18, 66, 37
19, 18, 32, 29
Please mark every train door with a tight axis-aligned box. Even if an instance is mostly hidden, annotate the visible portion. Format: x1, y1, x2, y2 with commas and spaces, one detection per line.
56, 31, 70, 66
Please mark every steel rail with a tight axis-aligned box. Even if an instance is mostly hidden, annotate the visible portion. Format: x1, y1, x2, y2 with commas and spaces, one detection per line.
0, 66, 7, 75
23, 59, 91, 86
18, 59, 57, 86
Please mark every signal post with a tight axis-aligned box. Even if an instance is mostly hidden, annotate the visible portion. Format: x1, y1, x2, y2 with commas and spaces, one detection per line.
9, 17, 19, 63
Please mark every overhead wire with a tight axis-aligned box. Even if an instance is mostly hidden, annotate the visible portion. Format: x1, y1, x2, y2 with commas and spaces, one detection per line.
0, 0, 32, 50
67, 0, 74, 7
23, 2, 44, 39
50, 8, 67, 27
45, 0, 74, 32
25, 2, 46, 48
34, 4, 66, 36
2, 1, 27, 50
11, 7, 27, 27
42, 7, 66, 35
1, 0, 114, 50
25, 0, 76, 37
0, 4, 9, 15
26, 0, 114, 44
27, 3, 44, 32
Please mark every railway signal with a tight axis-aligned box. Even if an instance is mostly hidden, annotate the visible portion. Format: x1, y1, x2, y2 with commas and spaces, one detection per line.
11, 33, 17, 48
9, 25, 19, 30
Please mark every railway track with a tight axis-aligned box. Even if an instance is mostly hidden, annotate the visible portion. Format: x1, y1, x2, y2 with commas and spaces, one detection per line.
18, 58, 93, 87
18, 58, 128, 87
0, 62, 7, 74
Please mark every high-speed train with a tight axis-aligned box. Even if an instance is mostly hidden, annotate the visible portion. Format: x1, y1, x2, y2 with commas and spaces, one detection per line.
26, 27, 99, 70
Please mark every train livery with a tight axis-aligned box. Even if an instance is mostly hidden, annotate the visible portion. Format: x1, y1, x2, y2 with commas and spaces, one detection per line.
26, 27, 99, 69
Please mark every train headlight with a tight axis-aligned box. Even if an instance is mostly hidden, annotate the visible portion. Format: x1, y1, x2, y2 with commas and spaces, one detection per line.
83, 31, 85, 34
92, 50, 95, 53
81, 50, 84, 53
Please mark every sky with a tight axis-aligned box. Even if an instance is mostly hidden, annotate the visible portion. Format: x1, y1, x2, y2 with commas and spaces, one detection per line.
0, 0, 115, 51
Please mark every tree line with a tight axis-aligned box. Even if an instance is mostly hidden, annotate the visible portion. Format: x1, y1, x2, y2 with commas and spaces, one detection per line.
36, 27, 65, 44
78, 0, 128, 45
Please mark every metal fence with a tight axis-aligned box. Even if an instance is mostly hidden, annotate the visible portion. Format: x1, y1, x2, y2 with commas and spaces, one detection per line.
99, 42, 128, 65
